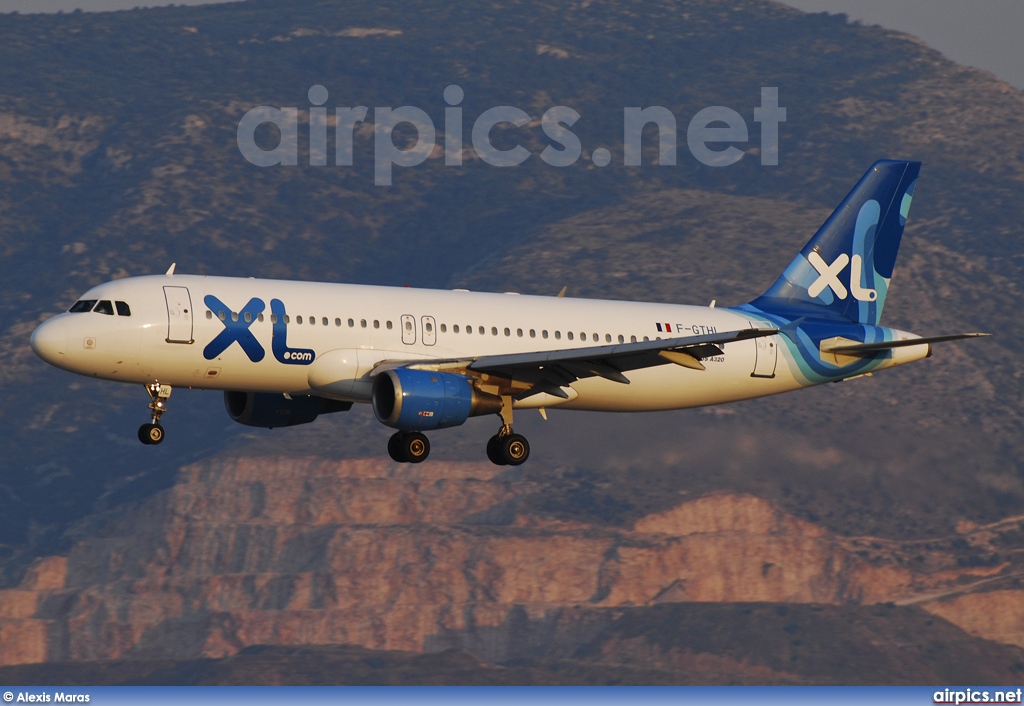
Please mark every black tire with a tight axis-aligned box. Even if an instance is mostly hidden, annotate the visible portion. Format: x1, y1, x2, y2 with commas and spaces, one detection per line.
139, 423, 164, 445
500, 433, 529, 466
402, 431, 430, 463
486, 435, 507, 466
387, 432, 407, 463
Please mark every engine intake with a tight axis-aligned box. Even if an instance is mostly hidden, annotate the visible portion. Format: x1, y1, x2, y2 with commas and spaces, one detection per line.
225, 391, 351, 428
372, 368, 502, 430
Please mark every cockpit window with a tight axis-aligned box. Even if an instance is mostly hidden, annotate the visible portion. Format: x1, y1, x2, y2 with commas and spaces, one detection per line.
115, 301, 131, 317
93, 300, 114, 315
68, 300, 97, 313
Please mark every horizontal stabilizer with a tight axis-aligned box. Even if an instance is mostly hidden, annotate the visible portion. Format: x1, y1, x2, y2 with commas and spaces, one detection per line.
823, 332, 990, 355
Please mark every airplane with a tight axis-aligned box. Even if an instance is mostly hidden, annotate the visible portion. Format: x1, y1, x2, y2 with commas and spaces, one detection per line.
30, 160, 988, 465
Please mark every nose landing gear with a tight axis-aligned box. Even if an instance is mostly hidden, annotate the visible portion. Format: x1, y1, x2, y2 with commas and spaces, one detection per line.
138, 383, 172, 445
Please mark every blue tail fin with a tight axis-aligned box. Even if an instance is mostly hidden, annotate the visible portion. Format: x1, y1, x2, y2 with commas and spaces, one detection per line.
748, 160, 920, 325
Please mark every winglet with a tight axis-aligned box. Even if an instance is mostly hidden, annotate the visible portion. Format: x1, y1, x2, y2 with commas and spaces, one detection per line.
165, 263, 176, 276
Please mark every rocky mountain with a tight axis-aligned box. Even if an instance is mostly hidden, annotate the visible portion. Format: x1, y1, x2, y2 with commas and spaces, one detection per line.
0, 0, 1023, 683
2, 456, 1024, 683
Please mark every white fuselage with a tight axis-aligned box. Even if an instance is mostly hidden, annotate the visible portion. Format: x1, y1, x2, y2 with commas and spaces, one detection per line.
31, 274, 927, 413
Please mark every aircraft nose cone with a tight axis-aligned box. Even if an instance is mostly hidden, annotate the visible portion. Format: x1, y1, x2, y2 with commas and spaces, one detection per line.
31, 318, 68, 366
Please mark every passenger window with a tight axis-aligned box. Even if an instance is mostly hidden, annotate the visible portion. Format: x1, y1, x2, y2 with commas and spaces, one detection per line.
404, 320, 412, 331
554, 331, 560, 340
309, 316, 315, 325
93, 300, 114, 315
605, 334, 611, 342
441, 324, 447, 333
453, 325, 460, 333
68, 300, 97, 313
348, 318, 354, 327
543, 330, 549, 339
425, 322, 432, 333
478, 326, 485, 335
244, 312, 252, 323
466, 325, 472, 334
517, 328, 523, 337
643, 336, 649, 342
567, 332, 574, 341
335, 318, 341, 326
231, 312, 238, 322
386, 321, 393, 330
504, 327, 510, 337
322, 317, 328, 326
115, 301, 131, 317
631, 335, 637, 343
206, 310, 213, 320
374, 320, 380, 329
618, 334, 624, 343
530, 329, 536, 338
285, 315, 291, 324
361, 319, 368, 328
297, 315, 303, 324
258, 313, 265, 323
491, 326, 498, 336
271, 314, 278, 324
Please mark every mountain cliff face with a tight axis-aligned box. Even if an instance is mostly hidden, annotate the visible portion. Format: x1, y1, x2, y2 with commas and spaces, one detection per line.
1, 455, 1021, 680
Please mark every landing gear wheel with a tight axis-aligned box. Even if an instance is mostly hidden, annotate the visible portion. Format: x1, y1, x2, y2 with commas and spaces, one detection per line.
401, 431, 430, 463
387, 432, 406, 462
486, 435, 507, 466
138, 423, 164, 445
139, 383, 172, 447
500, 433, 530, 466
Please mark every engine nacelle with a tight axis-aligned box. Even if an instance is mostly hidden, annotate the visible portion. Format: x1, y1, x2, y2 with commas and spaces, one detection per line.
372, 368, 502, 430
224, 391, 351, 428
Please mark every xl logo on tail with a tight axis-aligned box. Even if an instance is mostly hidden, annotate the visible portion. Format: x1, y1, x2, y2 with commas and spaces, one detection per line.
807, 251, 877, 302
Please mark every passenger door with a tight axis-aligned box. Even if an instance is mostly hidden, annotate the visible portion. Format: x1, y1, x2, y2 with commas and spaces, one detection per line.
751, 333, 777, 378
164, 286, 193, 344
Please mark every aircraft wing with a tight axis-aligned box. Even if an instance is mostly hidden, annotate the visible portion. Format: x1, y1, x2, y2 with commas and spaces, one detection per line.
385, 327, 778, 400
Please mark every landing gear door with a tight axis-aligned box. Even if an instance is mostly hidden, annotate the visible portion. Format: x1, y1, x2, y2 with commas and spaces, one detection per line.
750, 324, 777, 378
401, 314, 417, 345
164, 286, 193, 344
421, 316, 436, 346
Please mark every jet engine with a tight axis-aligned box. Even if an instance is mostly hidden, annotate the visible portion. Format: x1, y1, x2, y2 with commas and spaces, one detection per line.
372, 368, 502, 430
224, 391, 351, 428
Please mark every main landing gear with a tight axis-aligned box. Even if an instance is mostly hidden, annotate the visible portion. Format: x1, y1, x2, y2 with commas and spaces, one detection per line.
486, 428, 530, 466
388, 431, 430, 463
384, 396, 531, 466
138, 382, 172, 445
486, 396, 530, 466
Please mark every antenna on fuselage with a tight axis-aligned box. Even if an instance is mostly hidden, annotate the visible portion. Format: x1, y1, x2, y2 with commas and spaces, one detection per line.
556, 286, 567, 298
165, 263, 176, 276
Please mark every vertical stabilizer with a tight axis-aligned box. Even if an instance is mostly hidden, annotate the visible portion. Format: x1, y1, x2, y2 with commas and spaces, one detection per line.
749, 160, 920, 325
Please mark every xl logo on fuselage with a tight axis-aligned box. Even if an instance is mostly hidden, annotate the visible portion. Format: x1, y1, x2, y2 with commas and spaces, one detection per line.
807, 251, 877, 302
203, 295, 315, 365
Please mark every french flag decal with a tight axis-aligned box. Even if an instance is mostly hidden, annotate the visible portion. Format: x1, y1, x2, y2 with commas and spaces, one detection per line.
656, 322, 672, 332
